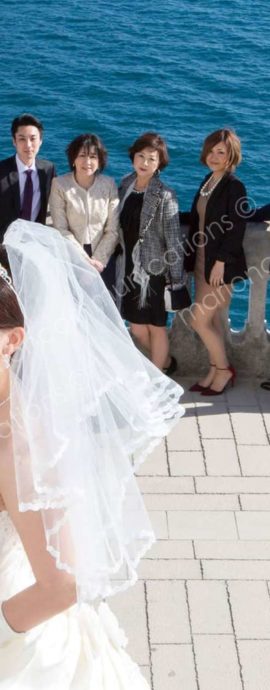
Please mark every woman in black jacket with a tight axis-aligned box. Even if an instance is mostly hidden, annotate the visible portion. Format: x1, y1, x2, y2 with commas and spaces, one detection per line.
185, 129, 247, 395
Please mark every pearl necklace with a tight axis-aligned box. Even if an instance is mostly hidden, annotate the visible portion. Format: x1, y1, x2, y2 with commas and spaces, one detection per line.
0, 396, 10, 409
200, 174, 224, 198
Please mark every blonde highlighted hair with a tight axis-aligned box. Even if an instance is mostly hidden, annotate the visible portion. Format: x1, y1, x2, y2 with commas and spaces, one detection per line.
200, 128, 242, 170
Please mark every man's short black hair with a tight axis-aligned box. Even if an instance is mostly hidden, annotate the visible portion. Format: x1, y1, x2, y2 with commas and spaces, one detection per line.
11, 114, 44, 138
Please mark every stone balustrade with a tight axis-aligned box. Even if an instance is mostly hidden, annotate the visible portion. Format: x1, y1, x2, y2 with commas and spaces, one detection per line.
170, 223, 270, 378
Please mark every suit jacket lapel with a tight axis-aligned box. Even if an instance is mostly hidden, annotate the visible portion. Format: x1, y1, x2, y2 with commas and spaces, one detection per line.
37, 162, 47, 217
9, 158, 20, 216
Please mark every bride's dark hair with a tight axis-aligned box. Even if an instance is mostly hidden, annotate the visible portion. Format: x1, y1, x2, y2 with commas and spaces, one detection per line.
0, 247, 24, 328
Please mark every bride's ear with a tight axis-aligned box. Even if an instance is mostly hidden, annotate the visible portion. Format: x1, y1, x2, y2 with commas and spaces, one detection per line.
5, 327, 24, 356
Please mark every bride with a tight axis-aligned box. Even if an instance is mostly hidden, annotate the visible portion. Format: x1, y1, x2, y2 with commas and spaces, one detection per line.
0, 219, 184, 689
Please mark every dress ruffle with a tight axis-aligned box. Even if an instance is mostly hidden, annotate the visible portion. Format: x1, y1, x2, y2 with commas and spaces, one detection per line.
0, 603, 149, 690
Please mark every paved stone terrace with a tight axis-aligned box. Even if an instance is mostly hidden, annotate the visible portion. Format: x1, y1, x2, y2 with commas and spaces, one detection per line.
110, 379, 270, 690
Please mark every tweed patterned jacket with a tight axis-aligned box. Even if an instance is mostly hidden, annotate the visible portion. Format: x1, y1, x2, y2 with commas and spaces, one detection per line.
118, 172, 184, 287
49, 173, 120, 266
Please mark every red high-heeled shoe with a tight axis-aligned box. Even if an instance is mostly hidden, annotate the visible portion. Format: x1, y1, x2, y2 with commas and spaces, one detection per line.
189, 364, 216, 392
200, 365, 236, 396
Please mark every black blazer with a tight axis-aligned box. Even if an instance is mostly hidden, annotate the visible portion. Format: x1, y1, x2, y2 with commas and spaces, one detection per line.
251, 203, 270, 223
184, 172, 248, 284
0, 155, 56, 242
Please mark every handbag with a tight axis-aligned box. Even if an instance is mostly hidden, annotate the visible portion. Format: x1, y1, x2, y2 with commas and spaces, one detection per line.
164, 285, 192, 312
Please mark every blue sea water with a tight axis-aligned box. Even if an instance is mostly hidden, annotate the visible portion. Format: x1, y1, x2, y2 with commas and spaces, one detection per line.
1, 0, 270, 328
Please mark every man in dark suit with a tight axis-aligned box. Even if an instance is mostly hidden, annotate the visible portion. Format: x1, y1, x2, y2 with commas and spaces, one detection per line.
0, 113, 56, 242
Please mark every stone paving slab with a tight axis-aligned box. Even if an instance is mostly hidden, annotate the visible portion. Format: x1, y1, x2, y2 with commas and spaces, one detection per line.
202, 559, 270, 580
197, 404, 234, 439
238, 445, 270, 475
195, 476, 270, 493
147, 581, 191, 643
168, 450, 205, 476
237, 511, 270, 539
228, 581, 270, 638
151, 644, 197, 690
230, 407, 269, 445
111, 379, 270, 689
168, 509, 238, 539
147, 539, 194, 559
240, 494, 270, 509
144, 493, 239, 510
187, 581, 232, 634
193, 635, 243, 690
194, 539, 270, 559
238, 640, 270, 690
203, 438, 241, 475
138, 558, 201, 580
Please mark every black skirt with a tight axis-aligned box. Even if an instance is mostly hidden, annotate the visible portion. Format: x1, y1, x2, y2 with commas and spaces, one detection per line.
121, 274, 166, 327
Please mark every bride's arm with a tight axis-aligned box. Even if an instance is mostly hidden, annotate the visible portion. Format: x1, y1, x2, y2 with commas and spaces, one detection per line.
0, 444, 77, 633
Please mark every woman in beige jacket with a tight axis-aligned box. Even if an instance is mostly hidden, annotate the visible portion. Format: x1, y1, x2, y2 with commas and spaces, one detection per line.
49, 134, 120, 272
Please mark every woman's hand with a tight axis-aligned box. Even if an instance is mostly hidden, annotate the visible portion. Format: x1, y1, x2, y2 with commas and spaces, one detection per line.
209, 260, 225, 287
87, 257, 104, 273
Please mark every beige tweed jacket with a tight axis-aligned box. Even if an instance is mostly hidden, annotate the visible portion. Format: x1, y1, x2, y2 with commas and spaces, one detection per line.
49, 172, 120, 265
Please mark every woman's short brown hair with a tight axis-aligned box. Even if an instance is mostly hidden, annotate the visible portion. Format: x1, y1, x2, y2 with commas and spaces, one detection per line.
128, 132, 169, 171
200, 129, 242, 170
66, 134, 107, 171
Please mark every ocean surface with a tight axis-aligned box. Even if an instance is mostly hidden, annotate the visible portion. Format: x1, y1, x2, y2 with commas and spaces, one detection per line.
1, 0, 270, 328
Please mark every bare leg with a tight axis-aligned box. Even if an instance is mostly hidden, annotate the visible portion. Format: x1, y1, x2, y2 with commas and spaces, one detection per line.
0, 444, 76, 633
191, 307, 229, 364
212, 307, 227, 338
130, 323, 151, 354
148, 325, 170, 369
194, 309, 226, 387
190, 284, 232, 390
196, 363, 216, 388
130, 323, 170, 370
209, 295, 234, 391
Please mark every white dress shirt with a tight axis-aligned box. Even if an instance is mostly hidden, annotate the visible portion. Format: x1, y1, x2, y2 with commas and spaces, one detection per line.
16, 154, 41, 221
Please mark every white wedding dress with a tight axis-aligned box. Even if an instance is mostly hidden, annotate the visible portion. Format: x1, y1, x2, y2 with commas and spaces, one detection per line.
0, 511, 150, 690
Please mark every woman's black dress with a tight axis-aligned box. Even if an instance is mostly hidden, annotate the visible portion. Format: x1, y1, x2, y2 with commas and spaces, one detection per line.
120, 191, 166, 327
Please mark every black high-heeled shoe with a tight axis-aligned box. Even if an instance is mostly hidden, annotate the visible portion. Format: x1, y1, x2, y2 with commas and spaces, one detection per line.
200, 365, 236, 396
163, 356, 177, 376
260, 380, 270, 391
189, 364, 216, 392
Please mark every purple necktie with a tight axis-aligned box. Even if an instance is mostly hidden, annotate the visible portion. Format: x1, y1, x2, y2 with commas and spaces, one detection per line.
20, 170, 33, 220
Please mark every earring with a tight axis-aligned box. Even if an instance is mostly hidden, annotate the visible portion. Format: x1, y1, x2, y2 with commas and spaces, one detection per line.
2, 354, 10, 370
